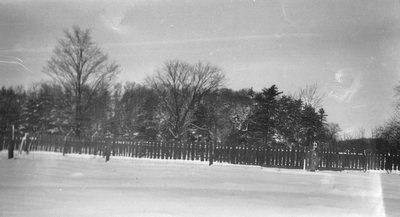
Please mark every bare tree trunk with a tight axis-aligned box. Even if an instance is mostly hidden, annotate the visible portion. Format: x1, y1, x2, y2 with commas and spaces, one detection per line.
8, 124, 14, 159
75, 99, 81, 137
75, 82, 82, 137
209, 127, 218, 166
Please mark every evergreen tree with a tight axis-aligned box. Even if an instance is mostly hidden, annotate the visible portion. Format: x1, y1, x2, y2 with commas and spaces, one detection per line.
247, 85, 282, 146
275, 95, 303, 146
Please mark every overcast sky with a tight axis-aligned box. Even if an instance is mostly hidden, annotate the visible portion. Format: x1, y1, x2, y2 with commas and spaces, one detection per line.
1, 0, 400, 137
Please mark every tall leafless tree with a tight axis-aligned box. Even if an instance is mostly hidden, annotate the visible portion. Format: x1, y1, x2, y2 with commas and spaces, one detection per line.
297, 83, 324, 109
147, 60, 225, 141
44, 26, 119, 136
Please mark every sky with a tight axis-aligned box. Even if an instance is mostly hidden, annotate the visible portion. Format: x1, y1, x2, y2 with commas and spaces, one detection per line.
1, 0, 400, 137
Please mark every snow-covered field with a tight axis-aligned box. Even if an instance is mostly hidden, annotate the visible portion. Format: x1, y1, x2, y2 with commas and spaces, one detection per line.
0, 151, 399, 217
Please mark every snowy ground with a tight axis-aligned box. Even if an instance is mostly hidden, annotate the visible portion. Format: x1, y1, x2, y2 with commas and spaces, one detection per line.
0, 151, 399, 217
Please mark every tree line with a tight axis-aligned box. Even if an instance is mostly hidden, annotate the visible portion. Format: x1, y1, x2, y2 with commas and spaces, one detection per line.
0, 25, 364, 149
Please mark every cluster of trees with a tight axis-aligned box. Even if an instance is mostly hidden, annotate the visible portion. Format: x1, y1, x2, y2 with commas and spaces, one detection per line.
1, 26, 341, 148
0, 81, 339, 147
373, 110, 400, 149
367, 83, 400, 151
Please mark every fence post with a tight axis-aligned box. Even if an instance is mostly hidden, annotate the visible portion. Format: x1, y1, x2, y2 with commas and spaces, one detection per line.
166, 142, 170, 159
190, 142, 194, 161
302, 147, 306, 170
204, 142, 208, 162
62, 136, 67, 156
155, 141, 159, 159
209, 140, 214, 166
161, 141, 164, 159
8, 125, 15, 159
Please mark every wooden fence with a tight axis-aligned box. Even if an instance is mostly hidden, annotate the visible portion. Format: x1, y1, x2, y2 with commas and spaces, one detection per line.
3, 134, 400, 172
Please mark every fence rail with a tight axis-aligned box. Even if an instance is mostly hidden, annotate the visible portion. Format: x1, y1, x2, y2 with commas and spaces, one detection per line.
2, 134, 399, 172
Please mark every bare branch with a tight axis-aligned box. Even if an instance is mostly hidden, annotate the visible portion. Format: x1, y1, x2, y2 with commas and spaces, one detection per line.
297, 83, 324, 109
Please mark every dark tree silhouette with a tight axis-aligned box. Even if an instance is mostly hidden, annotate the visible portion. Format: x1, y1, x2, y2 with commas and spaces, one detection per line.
147, 60, 225, 141
247, 85, 283, 146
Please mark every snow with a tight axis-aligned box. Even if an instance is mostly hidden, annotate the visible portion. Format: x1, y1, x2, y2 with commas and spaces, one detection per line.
1, 151, 399, 217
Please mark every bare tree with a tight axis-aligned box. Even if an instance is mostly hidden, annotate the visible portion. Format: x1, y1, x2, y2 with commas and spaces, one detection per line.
377, 113, 400, 145
44, 26, 119, 136
297, 83, 324, 109
325, 122, 341, 142
356, 127, 366, 139
147, 60, 225, 141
